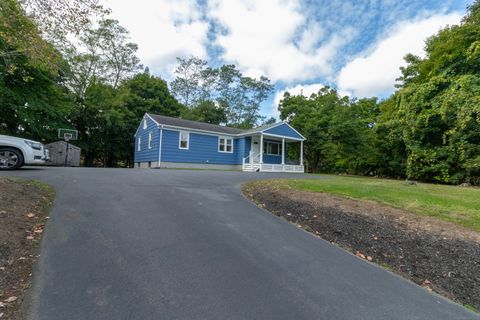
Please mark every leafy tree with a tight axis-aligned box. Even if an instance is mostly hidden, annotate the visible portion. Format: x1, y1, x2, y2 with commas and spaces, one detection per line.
279, 87, 378, 174
171, 57, 273, 128
183, 100, 227, 124
0, 0, 71, 141
390, 1, 480, 184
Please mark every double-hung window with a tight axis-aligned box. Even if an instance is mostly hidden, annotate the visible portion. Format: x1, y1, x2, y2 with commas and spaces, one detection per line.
179, 131, 189, 149
218, 136, 233, 153
148, 131, 152, 149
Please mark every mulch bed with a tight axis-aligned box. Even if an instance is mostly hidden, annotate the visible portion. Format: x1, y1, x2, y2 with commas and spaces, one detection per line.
243, 183, 480, 312
0, 178, 54, 320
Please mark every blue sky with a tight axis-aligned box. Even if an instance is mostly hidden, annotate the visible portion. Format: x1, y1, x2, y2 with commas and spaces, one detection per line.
103, 0, 472, 119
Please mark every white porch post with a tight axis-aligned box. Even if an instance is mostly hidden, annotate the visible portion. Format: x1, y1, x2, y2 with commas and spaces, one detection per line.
281, 138, 285, 165
260, 134, 264, 164
300, 140, 303, 166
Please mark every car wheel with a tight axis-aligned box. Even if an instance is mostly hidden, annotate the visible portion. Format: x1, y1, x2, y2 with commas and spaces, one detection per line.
0, 148, 24, 170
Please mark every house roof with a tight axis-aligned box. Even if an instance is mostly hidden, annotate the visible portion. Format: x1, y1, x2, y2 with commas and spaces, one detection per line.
146, 113, 305, 140
147, 114, 245, 135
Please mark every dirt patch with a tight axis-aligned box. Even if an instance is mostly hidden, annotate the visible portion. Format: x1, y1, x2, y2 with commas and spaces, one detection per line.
0, 178, 54, 320
243, 182, 480, 312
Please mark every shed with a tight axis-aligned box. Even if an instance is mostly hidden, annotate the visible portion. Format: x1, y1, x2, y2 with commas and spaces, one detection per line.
45, 141, 81, 167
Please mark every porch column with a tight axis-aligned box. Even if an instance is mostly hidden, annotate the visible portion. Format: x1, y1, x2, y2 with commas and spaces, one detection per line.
281, 138, 285, 165
300, 140, 303, 166
260, 134, 264, 164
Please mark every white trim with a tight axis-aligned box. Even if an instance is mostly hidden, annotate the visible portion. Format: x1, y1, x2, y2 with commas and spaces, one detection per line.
218, 136, 233, 153
261, 132, 304, 141
179, 130, 190, 150
260, 134, 264, 164
137, 137, 141, 151
143, 119, 147, 129
300, 140, 304, 166
281, 138, 285, 165
135, 113, 161, 137
158, 126, 163, 167
148, 131, 152, 149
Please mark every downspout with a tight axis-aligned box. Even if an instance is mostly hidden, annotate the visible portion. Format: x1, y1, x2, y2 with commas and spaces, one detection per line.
158, 125, 163, 168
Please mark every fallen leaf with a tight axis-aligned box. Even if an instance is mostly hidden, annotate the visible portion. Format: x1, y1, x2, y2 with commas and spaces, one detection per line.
26, 213, 35, 218
356, 252, 366, 259
0, 302, 4, 308
34, 229, 43, 234
366, 256, 373, 261
26, 236, 34, 240
18, 257, 26, 260
4, 296, 17, 303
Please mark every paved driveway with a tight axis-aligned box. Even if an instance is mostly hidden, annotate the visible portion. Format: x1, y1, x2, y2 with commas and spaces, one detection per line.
1, 167, 477, 320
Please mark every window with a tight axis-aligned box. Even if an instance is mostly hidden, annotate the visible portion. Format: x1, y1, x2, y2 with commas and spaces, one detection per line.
218, 136, 233, 153
143, 118, 147, 129
148, 131, 152, 149
137, 137, 141, 151
263, 141, 281, 155
179, 131, 189, 149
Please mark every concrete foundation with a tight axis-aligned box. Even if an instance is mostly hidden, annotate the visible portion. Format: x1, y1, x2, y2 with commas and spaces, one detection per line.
135, 161, 242, 171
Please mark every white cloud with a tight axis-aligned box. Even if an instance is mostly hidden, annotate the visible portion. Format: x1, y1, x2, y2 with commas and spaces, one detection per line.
273, 83, 325, 107
102, 0, 209, 79
337, 12, 463, 97
207, 0, 353, 82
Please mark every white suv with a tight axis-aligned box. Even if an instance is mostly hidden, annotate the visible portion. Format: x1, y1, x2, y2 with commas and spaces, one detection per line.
0, 134, 49, 170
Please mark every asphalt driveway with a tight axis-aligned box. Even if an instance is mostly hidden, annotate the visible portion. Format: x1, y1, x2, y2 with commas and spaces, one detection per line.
1, 167, 478, 320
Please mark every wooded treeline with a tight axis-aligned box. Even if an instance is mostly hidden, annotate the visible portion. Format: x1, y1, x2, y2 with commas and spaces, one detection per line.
0, 0, 272, 167
280, 2, 480, 184
0, 0, 478, 184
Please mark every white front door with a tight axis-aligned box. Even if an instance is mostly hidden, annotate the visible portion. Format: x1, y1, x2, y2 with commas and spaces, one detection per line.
251, 136, 260, 163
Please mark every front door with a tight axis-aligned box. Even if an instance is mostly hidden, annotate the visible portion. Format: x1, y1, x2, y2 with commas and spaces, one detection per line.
251, 136, 260, 163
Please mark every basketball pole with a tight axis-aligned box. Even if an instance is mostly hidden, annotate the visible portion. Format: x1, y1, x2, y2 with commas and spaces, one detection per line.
64, 140, 69, 167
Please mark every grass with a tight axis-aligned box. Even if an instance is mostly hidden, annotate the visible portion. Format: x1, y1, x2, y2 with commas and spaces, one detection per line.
258, 175, 480, 232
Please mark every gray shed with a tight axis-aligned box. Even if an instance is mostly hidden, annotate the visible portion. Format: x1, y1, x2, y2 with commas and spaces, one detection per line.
45, 141, 81, 167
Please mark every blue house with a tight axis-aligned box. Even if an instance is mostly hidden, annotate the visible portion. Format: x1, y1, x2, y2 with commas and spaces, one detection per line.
134, 113, 306, 172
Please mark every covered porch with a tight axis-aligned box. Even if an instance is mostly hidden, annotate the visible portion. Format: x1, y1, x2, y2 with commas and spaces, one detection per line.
242, 133, 304, 173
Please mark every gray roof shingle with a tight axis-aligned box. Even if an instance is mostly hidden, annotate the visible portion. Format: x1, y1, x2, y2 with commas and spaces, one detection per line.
147, 114, 246, 135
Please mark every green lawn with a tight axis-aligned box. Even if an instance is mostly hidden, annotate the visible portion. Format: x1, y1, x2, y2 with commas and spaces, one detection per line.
260, 175, 480, 232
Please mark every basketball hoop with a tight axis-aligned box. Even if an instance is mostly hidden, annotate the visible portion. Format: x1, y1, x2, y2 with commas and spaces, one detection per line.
64, 133, 73, 142
57, 128, 78, 167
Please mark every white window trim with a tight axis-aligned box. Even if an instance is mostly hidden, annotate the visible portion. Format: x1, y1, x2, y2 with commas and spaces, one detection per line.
179, 130, 190, 150
143, 118, 147, 129
137, 137, 141, 151
148, 131, 152, 149
218, 136, 234, 153
264, 141, 281, 156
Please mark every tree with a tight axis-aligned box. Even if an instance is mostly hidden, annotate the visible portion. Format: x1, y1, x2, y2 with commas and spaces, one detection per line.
279, 87, 378, 174
20, 0, 109, 49
0, 0, 71, 142
171, 57, 273, 128
170, 57, 211, 108
183, 100, 227, 124
389, 0, 480, 184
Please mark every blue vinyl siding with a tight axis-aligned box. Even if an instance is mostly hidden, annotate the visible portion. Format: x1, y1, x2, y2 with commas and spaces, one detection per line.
161, 130, 242, 165
134, 117, 159, 163
264, 123, 304, 140
236, 137, 251, 163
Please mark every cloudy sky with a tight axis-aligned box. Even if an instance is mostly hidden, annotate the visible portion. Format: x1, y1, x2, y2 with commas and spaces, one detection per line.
103, 0, 470, 118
